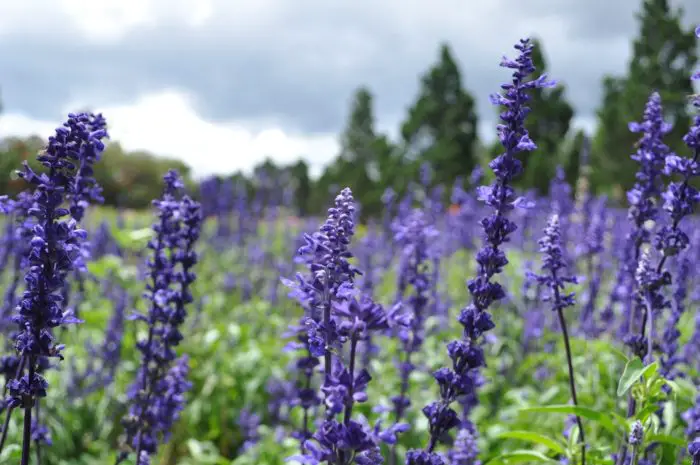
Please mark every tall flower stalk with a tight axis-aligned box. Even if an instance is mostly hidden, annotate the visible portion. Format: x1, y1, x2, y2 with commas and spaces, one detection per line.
404, 38, 554, 465
0, 113, 107, 465
388, 209, 436, 465
682, 25, 700, 465
119, 170, 202, 465
531, 215, 586, 465
622, 92, 673, 359
285, 188, 407, 464
613, 92, 675, 465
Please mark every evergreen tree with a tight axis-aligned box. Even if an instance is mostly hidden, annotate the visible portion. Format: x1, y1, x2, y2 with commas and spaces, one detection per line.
561, 129, 589, 189
333, 86, 389, 217
290, 160, 311, 217
592, 0, 698, 195
400, 43, 479, 188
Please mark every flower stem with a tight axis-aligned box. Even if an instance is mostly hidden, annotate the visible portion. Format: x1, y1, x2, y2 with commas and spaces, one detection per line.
343, 335, 359, 425
556, 308, 586, 465
20, 357, 35, 465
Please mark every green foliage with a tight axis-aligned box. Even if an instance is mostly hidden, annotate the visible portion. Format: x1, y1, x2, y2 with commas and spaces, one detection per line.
592, 0, 698, 196
335, 87, 385, 218
400, 43, 479, 190
0, 213, 695, 465
617, 358, 656, 397
289, 160, 311, 217
0, 138, 193, 209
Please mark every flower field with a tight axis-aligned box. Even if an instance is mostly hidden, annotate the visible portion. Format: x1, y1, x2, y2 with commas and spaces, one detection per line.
0, 33, 698, 465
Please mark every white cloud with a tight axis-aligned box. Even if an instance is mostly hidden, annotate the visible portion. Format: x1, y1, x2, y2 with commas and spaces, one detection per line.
0, 0, 696, 181
0, 90, 339, 179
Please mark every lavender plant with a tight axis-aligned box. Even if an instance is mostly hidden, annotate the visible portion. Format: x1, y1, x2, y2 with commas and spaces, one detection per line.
119, 170, 202, 465
388, 209, 437, 465
0, 113, 108, 465
285, 187, 408, 464
682, 25, 700, 465
620, 92, 674, 359
531, 214, 586, 464
404, 37, 554, 465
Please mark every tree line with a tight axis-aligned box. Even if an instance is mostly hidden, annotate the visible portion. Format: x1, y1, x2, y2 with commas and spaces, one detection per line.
0, 0, 697, 218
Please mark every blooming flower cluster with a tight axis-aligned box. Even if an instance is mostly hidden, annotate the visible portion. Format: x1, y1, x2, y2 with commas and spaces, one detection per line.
626, 92, 674, 253
120, 170, 202, 465
531, 214, 586, 462
0, 112, 109, 464
684, 24, 700, 465
405, 38, 554, 465
285, 188, 409, 465
391, 210, 437, 425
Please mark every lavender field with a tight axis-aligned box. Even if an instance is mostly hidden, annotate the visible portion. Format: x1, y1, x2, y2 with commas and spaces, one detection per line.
0, 32, 698, 465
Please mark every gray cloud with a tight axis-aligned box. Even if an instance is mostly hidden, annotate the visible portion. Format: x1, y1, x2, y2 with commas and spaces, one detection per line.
1, 0, 698, 141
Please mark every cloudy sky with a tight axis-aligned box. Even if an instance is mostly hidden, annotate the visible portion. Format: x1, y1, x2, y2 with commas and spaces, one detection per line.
0, 0, 698, 178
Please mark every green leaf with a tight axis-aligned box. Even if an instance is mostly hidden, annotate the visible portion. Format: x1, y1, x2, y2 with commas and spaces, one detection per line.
520, 405, 620, 433
486, 450, 560, 465
618, 359, 658, 396
86, 255, 123, 279
129, 227, 154, 242
646, 434, 686, 447
640, 362, 659, 380
636, 404, 660, 423
665, 378, 697, 401
663, 401, 676, 435
112, 226, 154, 250
609, 346, 630, 363
617, 358, 644, 396
496, 431, 567, 454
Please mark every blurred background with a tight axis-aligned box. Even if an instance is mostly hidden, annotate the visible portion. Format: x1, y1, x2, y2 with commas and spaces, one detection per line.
0, 0, 698, 216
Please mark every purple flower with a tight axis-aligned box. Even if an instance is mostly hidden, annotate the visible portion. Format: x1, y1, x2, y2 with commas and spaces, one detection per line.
619, 93, 677, 362
449, 422, 481, 465
531, 215, 578, 311
67, 112, 109, 223
238, 407, 261, 452
5, 114, 108, 449
659, 255, 689, 379
284, 188, 360, 323
629, 421, 643, 446
407, 38, 552, 461
625, 250, 671, 363
689, 438, 700, 465
121, 170, 202, 464
686, 38, 700, 456
548, 167, 573, 268
406, 450, 445, 465
654, 39, 699, 264
532, 214, 586, 459
287, 189, 403, 464
626, 92, 673, 250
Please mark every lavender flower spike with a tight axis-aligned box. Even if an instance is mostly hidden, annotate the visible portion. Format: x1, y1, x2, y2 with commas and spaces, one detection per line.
684, 26, 700, 465
4, 112, 108, 465
286, 188, 408, 465
68, 112, 109, 222
626, 92, 673, 254
406, 38, 553, 465
654, 27, 699, 265
120, 170, 202, 465
532, 215, 586, 464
